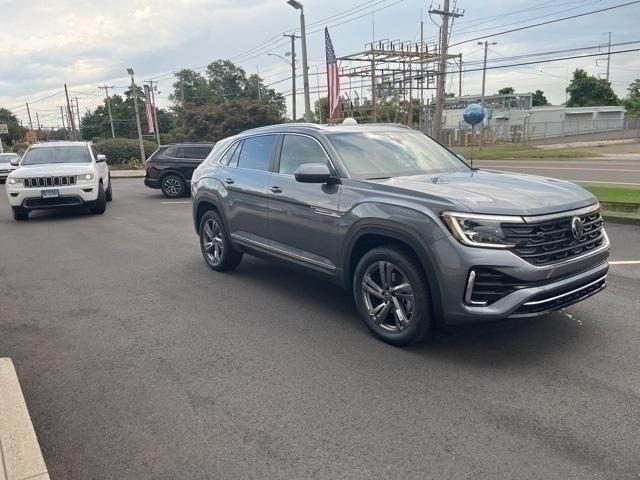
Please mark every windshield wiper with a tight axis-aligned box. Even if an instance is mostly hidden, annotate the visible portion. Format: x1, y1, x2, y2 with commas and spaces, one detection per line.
366, 176, 391, 180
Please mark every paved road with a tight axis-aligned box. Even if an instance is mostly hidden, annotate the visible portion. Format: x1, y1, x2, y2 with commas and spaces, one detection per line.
1, 180, 639, 479
475, 157, 640, 186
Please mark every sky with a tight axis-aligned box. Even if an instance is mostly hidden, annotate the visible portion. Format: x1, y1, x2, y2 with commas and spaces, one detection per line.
1, 0, 639, 128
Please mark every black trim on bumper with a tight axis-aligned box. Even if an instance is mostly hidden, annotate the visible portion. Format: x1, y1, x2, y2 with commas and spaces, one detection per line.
22, 196, 84, 209
144, 177, 160, 189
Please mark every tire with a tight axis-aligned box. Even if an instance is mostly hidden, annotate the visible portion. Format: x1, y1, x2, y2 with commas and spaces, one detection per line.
199, 210, 242, 271
161, 174, 185, 198
12, 207, 28, 221
90, 182, 107, 214
353, 246, 432, 346
105, 174, 113, 202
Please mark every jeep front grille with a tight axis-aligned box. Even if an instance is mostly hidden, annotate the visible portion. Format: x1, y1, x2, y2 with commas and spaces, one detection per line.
22, 176, 77, 188
501, 209, 604, 266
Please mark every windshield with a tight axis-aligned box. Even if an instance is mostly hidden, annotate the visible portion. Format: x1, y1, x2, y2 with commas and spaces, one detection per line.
0, 154, 17, 164
21, 146, 91, 166
327, 131, 469, 179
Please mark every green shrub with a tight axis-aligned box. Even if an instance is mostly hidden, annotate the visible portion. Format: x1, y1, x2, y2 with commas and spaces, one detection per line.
12, 142, 30, 154
94, 138, 157, 165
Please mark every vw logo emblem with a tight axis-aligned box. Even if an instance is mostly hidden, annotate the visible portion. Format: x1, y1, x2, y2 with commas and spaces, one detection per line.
570, 216, 584, 240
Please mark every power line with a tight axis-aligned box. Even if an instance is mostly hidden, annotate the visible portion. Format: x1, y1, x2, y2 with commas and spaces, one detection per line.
450, 0, 640, 47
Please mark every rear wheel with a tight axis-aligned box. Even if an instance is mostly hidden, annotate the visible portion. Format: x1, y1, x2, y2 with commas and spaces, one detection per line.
353, 246, 432, 346
199, 210, 242, 271
12, 207, 28, 221
161, 174, 185, 198
90, 183, 107, 214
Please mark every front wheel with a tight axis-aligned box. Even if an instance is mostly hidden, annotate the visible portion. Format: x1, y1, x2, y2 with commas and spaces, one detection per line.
105, 174, 113, 202
12, 207, 28, 221
199, 211, 243, 271
353, 246, 432, 346
161, 174, 185, 198
90, 183, 107, 214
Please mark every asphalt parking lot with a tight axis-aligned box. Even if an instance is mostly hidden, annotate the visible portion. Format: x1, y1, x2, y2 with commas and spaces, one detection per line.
475, 157, 640, 186
1, 179, 640, 479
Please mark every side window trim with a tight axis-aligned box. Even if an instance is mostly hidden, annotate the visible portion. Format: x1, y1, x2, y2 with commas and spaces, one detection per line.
275, 133, 337, 177
218, 141, 240, 166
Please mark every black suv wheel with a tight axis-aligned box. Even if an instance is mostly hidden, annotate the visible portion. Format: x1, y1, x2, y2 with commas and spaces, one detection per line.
353, 246, 432, 346
161, 174, 186, 198
199, 210, 243, 271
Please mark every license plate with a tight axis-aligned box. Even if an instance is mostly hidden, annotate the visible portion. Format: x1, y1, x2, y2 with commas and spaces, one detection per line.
41, 189, 59, 199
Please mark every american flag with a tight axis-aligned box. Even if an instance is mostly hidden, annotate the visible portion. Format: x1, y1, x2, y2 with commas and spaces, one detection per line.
325, 27, 340, 119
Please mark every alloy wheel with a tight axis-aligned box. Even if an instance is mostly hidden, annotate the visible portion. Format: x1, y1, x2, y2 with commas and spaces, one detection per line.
361, 261, 415, 333
163, 177, 182, 196
202, 218, 224, 265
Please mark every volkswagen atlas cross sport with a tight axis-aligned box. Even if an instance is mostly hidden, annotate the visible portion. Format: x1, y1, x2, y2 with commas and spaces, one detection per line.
5, 141, 112, 221
190, 123, 609, 346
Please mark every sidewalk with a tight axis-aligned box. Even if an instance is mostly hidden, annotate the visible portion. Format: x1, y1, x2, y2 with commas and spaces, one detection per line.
0, 358, 49, 480
111, 169, 145, 178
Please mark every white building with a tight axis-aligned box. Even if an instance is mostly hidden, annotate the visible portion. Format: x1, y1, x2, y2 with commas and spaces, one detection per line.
442, 93, 626, 141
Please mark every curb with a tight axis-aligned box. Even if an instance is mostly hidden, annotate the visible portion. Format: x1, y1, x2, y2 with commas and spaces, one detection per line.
602, 213, 640, 226
0, 358, 49, 480
111, 170, 145, 178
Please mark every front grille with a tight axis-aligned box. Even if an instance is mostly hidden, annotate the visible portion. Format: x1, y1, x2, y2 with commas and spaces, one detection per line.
23, 176, 77, 188
512, 274, 606, 316
502, 209, 604, 266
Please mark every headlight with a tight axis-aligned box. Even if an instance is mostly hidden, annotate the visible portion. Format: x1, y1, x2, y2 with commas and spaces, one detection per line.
8, 177, 22, 185
77, 173, 94, 181
441, 211, 523, 249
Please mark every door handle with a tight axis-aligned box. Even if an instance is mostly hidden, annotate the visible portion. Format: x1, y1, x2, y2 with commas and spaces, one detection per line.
270, 186, 283, 194
225, 178, 234, 185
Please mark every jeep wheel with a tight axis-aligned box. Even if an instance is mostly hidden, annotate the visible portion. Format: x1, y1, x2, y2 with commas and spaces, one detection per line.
199, 210, 243, 271
12, 207, 28, 221
105, 174, 113, 202
90, 183, 107, 214
161, 174, 185, 198
353, 246, 432, 346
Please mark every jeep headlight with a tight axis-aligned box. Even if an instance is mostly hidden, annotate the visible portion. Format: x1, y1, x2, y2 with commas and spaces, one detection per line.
8, 177, 22, 185
442, 212, 523, 249
77, 173, 94, 181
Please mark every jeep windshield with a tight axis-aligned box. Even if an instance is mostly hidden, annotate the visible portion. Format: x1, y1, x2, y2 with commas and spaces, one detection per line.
21, 146, 91, 165
327, 130, 469, 179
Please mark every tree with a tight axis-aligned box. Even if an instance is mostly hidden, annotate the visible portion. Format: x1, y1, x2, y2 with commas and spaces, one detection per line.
498, 87, 515, 95
566, 68, 619, 107
532, 89, 549, 106
623, 78, 640, 116
0, 107, 27, 146
170, 69, 210, 106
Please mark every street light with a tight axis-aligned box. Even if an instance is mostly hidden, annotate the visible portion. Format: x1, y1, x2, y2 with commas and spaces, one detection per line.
286, 0, 312, 122
127, 67, 146, 164
268, 52, 298, 120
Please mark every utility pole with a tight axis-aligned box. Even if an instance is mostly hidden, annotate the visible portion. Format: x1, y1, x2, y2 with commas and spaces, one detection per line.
420, 13, 425, 131
458, 53, 463, 97
59, 106, 68, 140
64, 84, 76, 140
25, 103, 34, 131
127, 68, 146, 165
287, 0, 312, 122
283, 33, 299, 120
430, 0, 463, 140
75, 97, 82, 140
99, 85, 116, 138
147, 80, 161, 145
36, 112, 42, 130
478, 41, 497, 147
605, 32, 612, 81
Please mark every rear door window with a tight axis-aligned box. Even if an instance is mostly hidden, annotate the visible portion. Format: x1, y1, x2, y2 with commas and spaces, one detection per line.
163, 146, 182, 158
182, 146, 213, 159
236, 135, 276, 171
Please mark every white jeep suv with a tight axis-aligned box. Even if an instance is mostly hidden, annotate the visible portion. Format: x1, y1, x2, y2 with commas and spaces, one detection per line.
5, 141, 112, 221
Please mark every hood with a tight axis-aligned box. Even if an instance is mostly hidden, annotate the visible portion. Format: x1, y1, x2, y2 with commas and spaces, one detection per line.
365, 169, 596, 216
12, 163, 93, 177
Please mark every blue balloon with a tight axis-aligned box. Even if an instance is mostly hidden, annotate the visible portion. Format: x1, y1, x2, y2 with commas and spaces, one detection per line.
463, 103, 485, 126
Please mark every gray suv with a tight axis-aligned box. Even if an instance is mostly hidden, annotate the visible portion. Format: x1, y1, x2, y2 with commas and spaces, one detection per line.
191, 123, 609, 345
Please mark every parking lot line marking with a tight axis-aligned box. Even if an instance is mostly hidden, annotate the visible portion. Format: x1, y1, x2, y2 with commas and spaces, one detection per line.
160, 201, 191, 204
609, 260, 640, 265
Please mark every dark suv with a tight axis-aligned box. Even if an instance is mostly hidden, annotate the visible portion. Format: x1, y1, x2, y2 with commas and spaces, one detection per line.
144, 143, 214, 197
191, 124, 609, 345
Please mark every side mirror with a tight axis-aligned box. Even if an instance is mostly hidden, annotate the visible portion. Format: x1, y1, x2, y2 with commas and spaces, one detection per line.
294, 163, 338, 184
10, 157, 19, 167
96, 154, 107, 163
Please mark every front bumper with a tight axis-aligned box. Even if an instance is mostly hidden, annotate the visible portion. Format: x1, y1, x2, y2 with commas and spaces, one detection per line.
5, 182, 99, 209
431, 228, 611, 325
